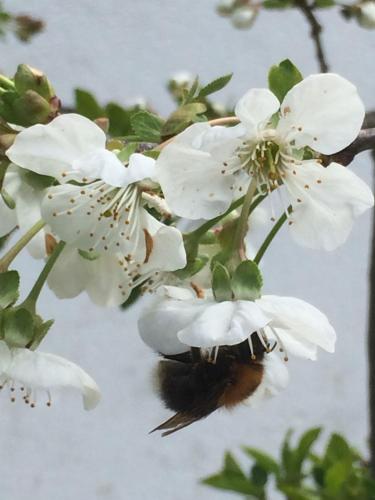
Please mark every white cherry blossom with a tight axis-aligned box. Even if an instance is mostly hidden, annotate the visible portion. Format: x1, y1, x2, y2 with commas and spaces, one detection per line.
138, 285, 336, 361
0, 340, 100, 410
156, 74, 373, 250
6, 113, 186, 285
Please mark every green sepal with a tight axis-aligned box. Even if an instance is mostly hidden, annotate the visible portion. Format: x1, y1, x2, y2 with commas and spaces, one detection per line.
143, 149, 160, 160
174, 254, 209, 280
198, 73, 233, 98
212, 262, 233, 302
120, 285, 142, 310
28, 316, 54, 350
231, 260, 263, 300
1, 307, 34, 347
161, 103, 207, 137
78, 249, 100, 261
268, 59, 303, 102
1, 187, 15, 209
130, 110, 164, 143
0, 270, 20, 309
75, 88, 104, 120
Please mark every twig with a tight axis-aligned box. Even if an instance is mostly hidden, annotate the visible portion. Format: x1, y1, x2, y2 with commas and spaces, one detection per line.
368, 151, 375, 476
296, 0, 329, 73
322, 128, 375, 166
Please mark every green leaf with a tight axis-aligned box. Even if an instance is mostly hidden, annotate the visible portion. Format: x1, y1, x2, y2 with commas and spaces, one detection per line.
295, 427, 321, 472
242, 447, 280, 474
198, 73, 233, 98
314, 0, 335, 7
323, 433, 353, 468
263, 0, 293, 8
202, 473, 261, 496
251, 464, 268, 487
202, 453, 261, 496
75, 89, 104, 120
162, 103, 207, 137
224, 452, 247, 477
117, 142, 138, 162
106, 102, 133, 136
2, 307, 34, 347
130, 110, 164, 143
212, 262, 232, 302
324, 459, 352, 496
231, 260, 263, 300
0, 270, 19, 308
183, 76, 199, 104
268, 59, 303, 102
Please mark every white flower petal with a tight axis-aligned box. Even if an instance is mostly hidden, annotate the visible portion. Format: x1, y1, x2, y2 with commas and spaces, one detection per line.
177, 300, 270, 348
0, 341, 11, 373
41, 183, 140, 255
4, 166, 46, 258
258, 295, 336, 355
246, 352, 289, 407
6, 114, 106, 182
47, 245, 89, 299
277, 74, 365, 154
138, 296, 206, 355
72, 148, 128, 187
125, 153, 157, 184
358, 2, 375, 29
156, 123, 239, 219
156, 285, 197, 301
0, 196, 16, 237
235, 88, 280, 135
6, 348, 101, 410
284, 160, 374, 250
140, 210, 186, 272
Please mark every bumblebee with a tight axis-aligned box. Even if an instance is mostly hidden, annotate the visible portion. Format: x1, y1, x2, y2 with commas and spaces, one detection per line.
151, 333, 269, 436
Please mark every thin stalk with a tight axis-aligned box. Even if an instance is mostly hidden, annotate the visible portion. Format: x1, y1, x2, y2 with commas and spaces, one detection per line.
254, 210, 289, 264
21, 241, 66, 313
0, 220, 45, 272
234, 177, 258, 260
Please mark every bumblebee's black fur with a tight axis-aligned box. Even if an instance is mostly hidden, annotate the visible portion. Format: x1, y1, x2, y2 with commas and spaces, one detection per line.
155, 333, 266, 428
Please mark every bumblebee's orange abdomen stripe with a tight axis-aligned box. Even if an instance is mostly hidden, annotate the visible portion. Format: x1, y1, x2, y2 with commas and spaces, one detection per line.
220, 363, 264, 408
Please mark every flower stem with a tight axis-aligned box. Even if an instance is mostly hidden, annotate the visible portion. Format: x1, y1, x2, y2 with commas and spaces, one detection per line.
156, 116, 239, 151
254, 209, 290, 264
234, 177, 259, 261
21, 241, 66, 313
0, 220, 46, 272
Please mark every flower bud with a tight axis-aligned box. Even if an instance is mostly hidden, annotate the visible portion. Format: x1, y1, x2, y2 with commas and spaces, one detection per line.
231, 6, 257, 29
358, 1, 375, 28
14, 64, 55, 101
216, 0, 236, 16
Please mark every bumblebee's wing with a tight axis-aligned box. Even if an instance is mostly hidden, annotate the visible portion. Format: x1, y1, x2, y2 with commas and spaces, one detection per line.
150, 412, 201, 437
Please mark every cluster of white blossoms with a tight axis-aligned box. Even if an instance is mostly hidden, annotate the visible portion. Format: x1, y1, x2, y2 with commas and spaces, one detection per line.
0, 71, 373, 415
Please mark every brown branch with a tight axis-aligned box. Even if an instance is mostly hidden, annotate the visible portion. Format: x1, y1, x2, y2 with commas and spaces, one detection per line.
322, 128, 375, 166
295, 0, 329, 73
368, 151, 375, 477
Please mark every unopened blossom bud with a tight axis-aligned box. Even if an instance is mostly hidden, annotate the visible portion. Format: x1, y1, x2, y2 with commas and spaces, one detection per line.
217, 0, 236, 16
231, 6, 257, 29
358, 1, 375, 28
13, 90, 51, 125
14, 64, 55, 101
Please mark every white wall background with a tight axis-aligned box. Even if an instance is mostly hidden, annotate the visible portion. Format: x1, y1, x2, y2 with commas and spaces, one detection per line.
1, 1, 375, 499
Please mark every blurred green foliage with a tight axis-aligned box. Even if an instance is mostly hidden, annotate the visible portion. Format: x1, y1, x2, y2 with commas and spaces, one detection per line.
203, 428, 375, 499
0, 2, 43, 42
